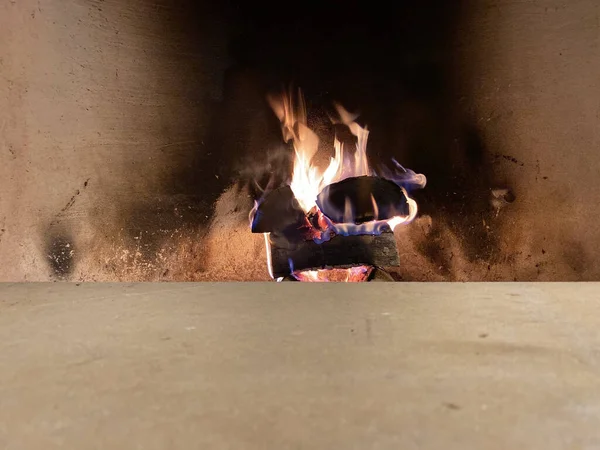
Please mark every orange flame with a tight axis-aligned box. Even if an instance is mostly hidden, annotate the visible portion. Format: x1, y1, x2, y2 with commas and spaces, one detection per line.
255, 89, 426, 281
268, 89, 426, 233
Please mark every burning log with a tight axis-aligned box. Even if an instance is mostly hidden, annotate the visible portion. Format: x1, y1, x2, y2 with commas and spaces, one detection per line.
250, 185, 305, 235
249, 89, 426, 281
316, 175, 410, 223
268, 230, 399, 278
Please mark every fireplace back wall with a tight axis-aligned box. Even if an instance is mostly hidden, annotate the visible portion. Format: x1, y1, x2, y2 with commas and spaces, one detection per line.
1, 0, 598, 281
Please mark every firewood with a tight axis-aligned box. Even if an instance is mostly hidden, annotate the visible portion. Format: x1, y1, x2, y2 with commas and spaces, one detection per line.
251, 185, 305, 234
316, 176, 409, 223
268, 231, 399, 278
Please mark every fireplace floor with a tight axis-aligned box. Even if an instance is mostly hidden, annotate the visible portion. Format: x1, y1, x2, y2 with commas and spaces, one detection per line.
1, 283, 599, 449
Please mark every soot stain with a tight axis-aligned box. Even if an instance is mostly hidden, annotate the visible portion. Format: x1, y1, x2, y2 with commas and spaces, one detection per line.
562, 240, 588, 276
118, 197, 211, 261
44, 225, 76, 279
493, 153, 525, 167
113, 2, 239, 260
417, 124, 501, 265
50, 178, 90, 227
43, 179, 90, 279
418, 223, 453, 277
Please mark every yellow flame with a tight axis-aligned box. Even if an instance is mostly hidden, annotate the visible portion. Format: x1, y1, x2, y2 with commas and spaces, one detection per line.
268, 89, 321, 212
370, 193, 379, 220
269, 89, 424, 231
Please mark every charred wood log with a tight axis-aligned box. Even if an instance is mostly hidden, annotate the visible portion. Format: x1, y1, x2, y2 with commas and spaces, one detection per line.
269, 231, 399, 278
316, 176, 409, 224
251, 185, 306, 235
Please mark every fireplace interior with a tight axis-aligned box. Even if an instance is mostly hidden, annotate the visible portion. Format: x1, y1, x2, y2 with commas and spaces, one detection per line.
1, 0, 599, 281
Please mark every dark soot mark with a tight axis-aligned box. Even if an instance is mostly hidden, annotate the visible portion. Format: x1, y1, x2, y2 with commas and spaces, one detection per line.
114, 2, 239, 253
44, 226, 75, 279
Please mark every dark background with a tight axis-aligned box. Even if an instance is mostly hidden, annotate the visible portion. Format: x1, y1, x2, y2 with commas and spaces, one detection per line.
163, 0, 496, 262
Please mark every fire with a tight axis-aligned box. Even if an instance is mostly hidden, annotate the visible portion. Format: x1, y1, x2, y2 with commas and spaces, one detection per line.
267, 88, 426, 234
267, 90, 322, 212
252, 88, 427, 281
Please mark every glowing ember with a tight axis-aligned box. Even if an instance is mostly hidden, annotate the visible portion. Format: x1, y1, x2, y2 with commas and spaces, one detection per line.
292, 266, 373, 282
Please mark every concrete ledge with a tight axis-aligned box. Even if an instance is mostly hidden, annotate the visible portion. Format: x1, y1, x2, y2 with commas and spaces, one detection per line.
1, 283, 600, 449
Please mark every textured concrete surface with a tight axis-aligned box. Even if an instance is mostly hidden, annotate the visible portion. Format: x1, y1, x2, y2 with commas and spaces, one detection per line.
0, 0, 234, 281
1, 283, 600, 449
1, 0, 599, 281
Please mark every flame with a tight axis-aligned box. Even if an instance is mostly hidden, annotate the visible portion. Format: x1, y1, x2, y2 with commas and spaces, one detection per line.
255, 89, 427, 280
268, 89, 426, 234
268, 89, 322, 212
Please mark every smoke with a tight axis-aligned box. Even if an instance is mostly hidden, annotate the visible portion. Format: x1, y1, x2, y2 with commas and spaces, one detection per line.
236, 146, 294, 202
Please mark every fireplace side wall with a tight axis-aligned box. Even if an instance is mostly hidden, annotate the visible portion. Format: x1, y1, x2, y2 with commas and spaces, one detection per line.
455, 0, 600, 280
0, 0, 233, 280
